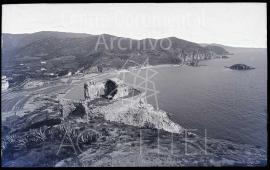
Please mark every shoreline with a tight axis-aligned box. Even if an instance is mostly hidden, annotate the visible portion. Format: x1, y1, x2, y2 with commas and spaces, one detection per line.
2, 58, 267, 167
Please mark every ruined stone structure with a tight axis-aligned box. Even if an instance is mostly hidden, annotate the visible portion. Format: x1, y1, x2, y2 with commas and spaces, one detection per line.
103, 78, 129, 100
84, 80, 105, 100
83, 78, 129, 101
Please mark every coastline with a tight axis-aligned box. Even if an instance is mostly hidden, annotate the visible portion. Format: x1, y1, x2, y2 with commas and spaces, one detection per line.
2, 60, 267, 167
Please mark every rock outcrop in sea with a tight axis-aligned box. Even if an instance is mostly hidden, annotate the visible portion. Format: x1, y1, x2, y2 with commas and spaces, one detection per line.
225, 64, 255, 70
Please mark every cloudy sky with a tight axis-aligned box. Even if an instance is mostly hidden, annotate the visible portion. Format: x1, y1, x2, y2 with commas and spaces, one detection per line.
2, 3, 267, 48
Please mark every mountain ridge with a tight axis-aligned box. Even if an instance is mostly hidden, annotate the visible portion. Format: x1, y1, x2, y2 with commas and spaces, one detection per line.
2, 31, 229, 86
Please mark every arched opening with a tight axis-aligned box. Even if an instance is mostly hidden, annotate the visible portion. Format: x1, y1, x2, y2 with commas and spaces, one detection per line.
103, 79, 118, 99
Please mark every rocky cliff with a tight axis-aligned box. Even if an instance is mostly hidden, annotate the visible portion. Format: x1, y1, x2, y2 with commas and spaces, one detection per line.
1, 92, 266, 167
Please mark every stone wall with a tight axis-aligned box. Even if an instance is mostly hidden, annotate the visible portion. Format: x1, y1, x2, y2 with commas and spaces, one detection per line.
84, 78, 129, 101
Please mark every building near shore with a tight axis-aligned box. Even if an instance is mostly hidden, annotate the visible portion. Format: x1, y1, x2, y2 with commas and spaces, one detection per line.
2, 76, 9, 91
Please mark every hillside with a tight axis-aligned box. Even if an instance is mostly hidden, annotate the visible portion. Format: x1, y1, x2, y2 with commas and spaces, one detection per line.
2, 31, 228, 86
204, 45, 230, 55
200, 43, 266, 54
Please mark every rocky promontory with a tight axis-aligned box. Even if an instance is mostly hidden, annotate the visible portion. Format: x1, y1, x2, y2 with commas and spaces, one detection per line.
1, 87, 267, 167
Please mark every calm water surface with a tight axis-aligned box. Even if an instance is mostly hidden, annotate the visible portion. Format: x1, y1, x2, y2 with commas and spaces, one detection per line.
65, 48, 267, 148
119, 48, 267, 148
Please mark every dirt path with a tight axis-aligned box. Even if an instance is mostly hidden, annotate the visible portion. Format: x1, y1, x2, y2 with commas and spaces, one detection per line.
1, 71, 117, 118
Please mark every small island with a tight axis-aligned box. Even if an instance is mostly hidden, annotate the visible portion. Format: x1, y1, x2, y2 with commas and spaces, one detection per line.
225, 64, 255, 70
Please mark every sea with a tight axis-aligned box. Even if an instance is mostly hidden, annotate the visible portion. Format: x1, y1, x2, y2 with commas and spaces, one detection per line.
119, 48, 267, 149
65, 47, 267, 149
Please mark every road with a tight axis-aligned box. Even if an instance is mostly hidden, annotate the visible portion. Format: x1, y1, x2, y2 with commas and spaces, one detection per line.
1, 71, 117, 117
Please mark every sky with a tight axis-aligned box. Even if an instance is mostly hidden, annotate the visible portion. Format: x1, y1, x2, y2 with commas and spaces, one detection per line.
2, 3, 267, 48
